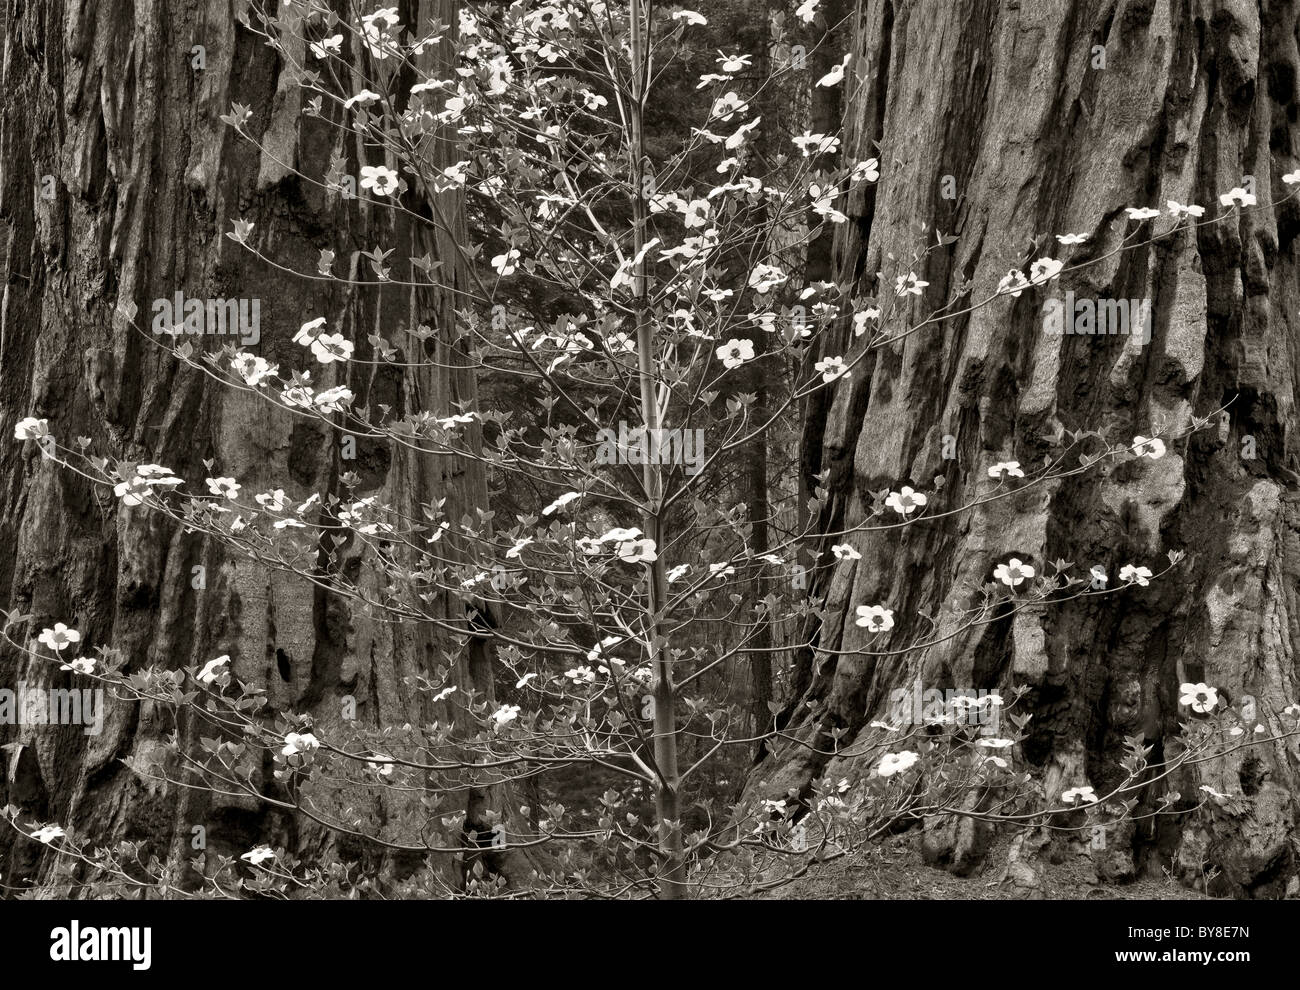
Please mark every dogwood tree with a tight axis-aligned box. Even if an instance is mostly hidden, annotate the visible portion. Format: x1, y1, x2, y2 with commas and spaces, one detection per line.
7, 0, 1300, 899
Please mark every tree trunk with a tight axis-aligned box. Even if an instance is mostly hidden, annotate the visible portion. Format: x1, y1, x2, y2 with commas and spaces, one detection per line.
0, 0, 514, 897
749, 0, 1300, 897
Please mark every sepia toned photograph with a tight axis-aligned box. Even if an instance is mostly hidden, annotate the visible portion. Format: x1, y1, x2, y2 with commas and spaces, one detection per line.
0, 0, 1293, 973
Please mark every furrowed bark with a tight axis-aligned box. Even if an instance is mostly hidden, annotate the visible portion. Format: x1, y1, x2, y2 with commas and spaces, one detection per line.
749, 0, 1300, 897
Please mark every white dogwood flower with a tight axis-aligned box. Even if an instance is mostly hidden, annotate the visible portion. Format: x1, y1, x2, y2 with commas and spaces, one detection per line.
885, 486, 926, 516
994, 558, 1035, 588
876, 750, 919, 777
13, 417, 49, 441
1119, 564, 1152, 586
987, 461, 1024, 479
1179, 682, 1218, 713
1132, 435, 1165, 459
855, 605, 894, 632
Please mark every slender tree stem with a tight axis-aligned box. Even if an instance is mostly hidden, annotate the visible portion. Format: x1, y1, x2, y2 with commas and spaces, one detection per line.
628, 0, 686, 899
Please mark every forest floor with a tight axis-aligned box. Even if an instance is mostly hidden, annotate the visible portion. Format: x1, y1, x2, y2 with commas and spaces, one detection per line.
756, 831, 1212, 900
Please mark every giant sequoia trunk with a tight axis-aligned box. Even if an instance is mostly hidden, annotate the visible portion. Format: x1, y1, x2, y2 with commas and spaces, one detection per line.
749, 0, 1300, 896
0, 0, 513, 896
